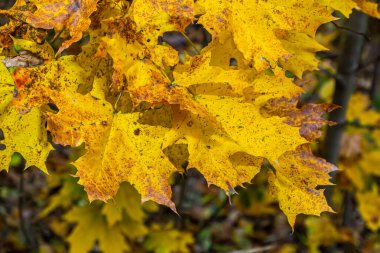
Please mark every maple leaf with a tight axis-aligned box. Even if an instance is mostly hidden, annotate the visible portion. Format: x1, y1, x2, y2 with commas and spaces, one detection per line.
0, 62, 51, 172
0, 0, 349, 229
126, 60, 214, 120
50, 101, 178, 210
25, 0, 98, 55
355, 0, 380, 18
346, 93, 380, 126
144, 224, 194, 253
64, 203, 130, 253
164, 108, 263, 192
130, 0, 194, 47
305, 216, 346, 253
356, 186, 380, 231
195, 0, 334, 70
268, 145, 336, 229
10, 36, 55, 61
261, 96, 339, 141
6, 51, 178, 209
173, 44, 304, 99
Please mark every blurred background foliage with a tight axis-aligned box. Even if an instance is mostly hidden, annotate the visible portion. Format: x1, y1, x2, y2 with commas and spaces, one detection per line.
1, 0, 380, 253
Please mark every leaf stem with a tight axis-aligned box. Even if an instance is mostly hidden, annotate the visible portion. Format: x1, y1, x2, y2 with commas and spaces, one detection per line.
181, 32, 200, 54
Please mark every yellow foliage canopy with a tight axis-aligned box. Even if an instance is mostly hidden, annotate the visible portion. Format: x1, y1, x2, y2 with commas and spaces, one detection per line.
2, 0, 378, 228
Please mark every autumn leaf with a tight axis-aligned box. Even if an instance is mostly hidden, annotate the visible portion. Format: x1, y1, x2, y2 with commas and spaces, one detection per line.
25, 0, 98, 55
305, 215, 350, 253
10, 36, 55, 61
269, 145, 336, 229
0, 61, 51, 172
1, 0, 363, 229
261, 96, 339, 141
195, 0, 334, 70
64, 203, 130, 253
130, 0, 193, 47
164, 108, 263, 193
144, 224, 194, 253
356, 186, 380, 231
355, 0, 380, 19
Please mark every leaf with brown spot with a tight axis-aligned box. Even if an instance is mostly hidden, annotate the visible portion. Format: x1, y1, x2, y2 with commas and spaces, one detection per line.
164, 108, 263, 193
10, 0, 99, 55
262, 96, 338, 141
269, 144, 336, 229
127, 61, 214, 121
0, 61, 51, 172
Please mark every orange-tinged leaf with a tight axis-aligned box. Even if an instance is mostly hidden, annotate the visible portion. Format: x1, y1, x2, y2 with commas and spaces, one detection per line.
355, 0, 380, 19
11, 56, 88, 112
24, 0, 98, 54
262, 97, 338, 141
127, 61, 212, 120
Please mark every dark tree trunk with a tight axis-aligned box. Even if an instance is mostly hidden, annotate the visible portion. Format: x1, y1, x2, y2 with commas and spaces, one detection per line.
324, 10, 368, 165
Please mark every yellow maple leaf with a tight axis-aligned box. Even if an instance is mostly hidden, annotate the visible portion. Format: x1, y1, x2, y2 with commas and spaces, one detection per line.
356, 186, 380, 231
347, 93, 380, 126
130, 0, 193, 47
323, 0, 357, 17
355, 0, 380, 19
305, 215, 346, 253
10, 36, 55, 61
48, 100, 179, 210
144, 224, 194, 253
268, 145, 336, 229
164, 108, 263, 192
195, 95, 307, 162
0, 0, 342, 228
0, 62, 51, 172
64, 203, 130, 253
195, 0, 334, 70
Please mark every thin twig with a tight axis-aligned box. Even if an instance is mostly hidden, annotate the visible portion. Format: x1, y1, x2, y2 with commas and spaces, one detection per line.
181, 32, 200, 54
50, 29, 65, 46
332, 21, 370, 41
